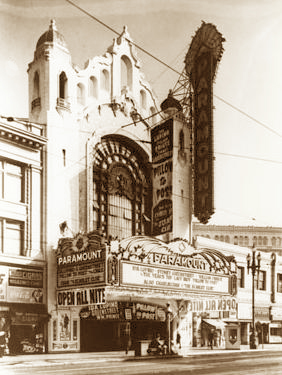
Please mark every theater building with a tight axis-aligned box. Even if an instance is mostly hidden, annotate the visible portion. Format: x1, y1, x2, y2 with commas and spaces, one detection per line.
24, 19, 282, 354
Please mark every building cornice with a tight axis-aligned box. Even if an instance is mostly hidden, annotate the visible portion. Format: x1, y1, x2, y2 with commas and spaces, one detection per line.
0, 121, 47, 150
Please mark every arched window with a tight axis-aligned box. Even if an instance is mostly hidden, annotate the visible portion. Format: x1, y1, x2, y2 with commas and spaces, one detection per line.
220, 235, 224, 242
33, 71, 40, 99
140, 90, 146, 109
263, 236, 268, 246
225, 235, 230, 243
258, 236, 262, 246
101, 69, 110, 92
244, 236, 249, 246
253, 236, 257, 246
77, 83, 85, 105
91, 137, 151, 241
59, 71, 68, 99
121, 55, 132, 92
89, 76, 98, 99
272, 237, 277, 246
234, 236, 238, 245
239, 236, 243, 246
215, 235, 219, 241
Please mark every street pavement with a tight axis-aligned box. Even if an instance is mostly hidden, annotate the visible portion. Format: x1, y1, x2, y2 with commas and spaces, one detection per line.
1, 344, 282, 368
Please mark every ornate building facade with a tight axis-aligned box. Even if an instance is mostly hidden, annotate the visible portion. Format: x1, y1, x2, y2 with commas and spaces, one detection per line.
0, 115, 47, 354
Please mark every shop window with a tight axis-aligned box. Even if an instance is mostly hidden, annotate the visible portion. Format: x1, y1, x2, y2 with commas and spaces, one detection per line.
92, 138, 151, 240
277, 274, 282, 293
0, 159, 24, 202
1, 219, 24, 256
73, 320, 77, 341
53, 320, 57, 341
237, 266, 245, 288
270, 327, 282, 336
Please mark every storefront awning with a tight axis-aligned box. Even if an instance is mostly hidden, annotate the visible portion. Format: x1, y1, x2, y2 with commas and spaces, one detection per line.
202, 319, 226, 330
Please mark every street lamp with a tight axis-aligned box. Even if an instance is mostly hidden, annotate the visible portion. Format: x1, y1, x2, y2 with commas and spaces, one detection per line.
246, 248, 261, 349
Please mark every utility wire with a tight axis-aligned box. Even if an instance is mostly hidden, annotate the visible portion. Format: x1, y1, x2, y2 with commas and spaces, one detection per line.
66, 0, 180, 75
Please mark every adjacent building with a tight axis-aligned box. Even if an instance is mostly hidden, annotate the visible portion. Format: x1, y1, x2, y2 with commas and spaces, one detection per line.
0, 115, 47, 354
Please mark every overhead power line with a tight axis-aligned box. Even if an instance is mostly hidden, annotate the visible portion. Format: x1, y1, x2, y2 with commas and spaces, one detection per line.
66, 0, 282, 142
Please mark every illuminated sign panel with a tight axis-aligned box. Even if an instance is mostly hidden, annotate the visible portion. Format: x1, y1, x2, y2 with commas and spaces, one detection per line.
120, 261, 230, 295
151, 119, 173, 235
56, 233, 106, 289
193, 51, 214, 224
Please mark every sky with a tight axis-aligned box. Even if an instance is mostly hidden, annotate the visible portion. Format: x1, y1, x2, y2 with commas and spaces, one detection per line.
1, 0, 282, 227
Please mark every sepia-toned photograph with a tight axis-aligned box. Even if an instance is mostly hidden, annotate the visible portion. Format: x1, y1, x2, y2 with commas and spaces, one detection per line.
0, 1, 282, 374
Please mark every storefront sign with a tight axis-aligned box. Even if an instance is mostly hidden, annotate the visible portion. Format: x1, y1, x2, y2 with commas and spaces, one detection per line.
57, 287, 105, 306
7, 286, 43, 303
79, 301, 167, 321
9, 268, 43, 288
151, 119, 173, 235
190, 297, 237, 312
121, 261, 229, 294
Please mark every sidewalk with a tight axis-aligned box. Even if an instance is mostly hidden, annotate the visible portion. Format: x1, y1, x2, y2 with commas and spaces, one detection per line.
1, 344, 282, 368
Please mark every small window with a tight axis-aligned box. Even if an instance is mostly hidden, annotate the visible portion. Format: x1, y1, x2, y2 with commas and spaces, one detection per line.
5, 220, 24, 256
0, 160, 23, 202
77, 83, 85, 105
237, 266, 245, 288
101, 69, 110, 91
59, 71, 68, 99
140, 90, 146, 109
89, 76, 98, 99
277, 274, 282, 293
33, 71, 40, 99
255, 270, 266, 291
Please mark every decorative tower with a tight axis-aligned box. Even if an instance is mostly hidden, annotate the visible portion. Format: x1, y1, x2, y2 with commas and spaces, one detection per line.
151, 91, 192, 242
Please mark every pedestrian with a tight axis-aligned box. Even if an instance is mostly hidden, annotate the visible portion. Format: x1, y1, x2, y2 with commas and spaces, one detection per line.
176, 331, 181, 349
208, 329, 214, 350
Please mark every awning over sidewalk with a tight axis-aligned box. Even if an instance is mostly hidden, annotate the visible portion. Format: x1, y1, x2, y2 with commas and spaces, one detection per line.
202, 319, 226, 330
